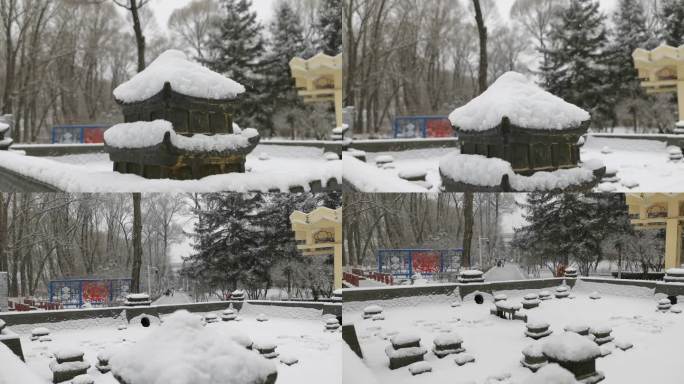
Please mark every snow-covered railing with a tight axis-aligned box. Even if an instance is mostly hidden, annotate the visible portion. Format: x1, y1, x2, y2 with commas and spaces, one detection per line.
0, 300, 340, 329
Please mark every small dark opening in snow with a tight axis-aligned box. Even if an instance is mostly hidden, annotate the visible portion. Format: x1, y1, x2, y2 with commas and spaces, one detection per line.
141, 317, 151, 327
474, 294, 484, 305
669, 296, 677, 305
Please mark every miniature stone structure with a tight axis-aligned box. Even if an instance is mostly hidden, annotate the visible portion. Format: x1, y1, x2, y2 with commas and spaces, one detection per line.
104, 50, 259, 180
254, 342, 279, 359
494, 294, 508, 302
522, 293, 541, 309
658, 298, 673, 312
454, 353, 476, 366
96, 350, 112, 373
521, 342, 547, 372
325, 317, 340, 331
432, 334, 465, 358
440, 72, 604, 192
31, 327, 50, 341
539, 291, 552, 301
363, 305, 383, 319
564, 267, 578, 278
542, 333, 604, 384
555, 285, 570, 299
231, 289, 246, 301
491, 300, 524, 321
221, 308, 237, 321
458, 270, 485, 283
386, 334, 427, 369
256, 313, 269, 322
0, 115, 12, 150
589, 292, 602, 300
590, 326, 614, 345
664, 268, 684, 283
50, 348, 90, 383
525, 322, 553, 340
408, 361, 432, 375
204, 313, 218, 323
123, 293, 151, 307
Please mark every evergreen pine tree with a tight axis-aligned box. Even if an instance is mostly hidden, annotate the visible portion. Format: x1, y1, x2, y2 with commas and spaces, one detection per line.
203, 0, 268, 129
661, 0, 684, 46
608, 0, 655, 129
540, 0, 614, 127
262, 1, 307, 135
316, 0, 342, 55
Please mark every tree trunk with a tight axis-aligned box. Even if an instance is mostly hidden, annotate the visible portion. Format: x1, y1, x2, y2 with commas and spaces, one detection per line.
131, 193, 143, 293
473, 0, 488, 94
462, 192, 474, 268
130, 0, 146, 73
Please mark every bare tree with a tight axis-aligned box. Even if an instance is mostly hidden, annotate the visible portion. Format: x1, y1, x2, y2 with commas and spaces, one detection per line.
113, 0, 150, 72
168, 0, 218, 60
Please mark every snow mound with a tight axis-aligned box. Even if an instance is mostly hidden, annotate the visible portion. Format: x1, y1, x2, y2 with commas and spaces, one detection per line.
509, 168, 594, 191
0, 344, 46, 384
390, 333, 420, 347
449, 72, 589, 132
542, 332, 601, 362
408, 361, 432, 375
113, 50, 245, 103
523, 363, 578, 384
104, 120, 258, 152
54, 347, 84, 362
433, 334, 463, 347
109, 310, 276, 384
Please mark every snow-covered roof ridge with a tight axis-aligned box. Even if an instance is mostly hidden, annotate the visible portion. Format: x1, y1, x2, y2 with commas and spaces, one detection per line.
449, 72, 590, 132
104, 120, 259, 154
113, 50, 245, 103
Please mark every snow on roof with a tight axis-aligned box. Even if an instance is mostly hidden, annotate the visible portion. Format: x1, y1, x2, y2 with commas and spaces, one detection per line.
113, 50, 245, 103
109, 310, 276, 384
542, 332, 601, 362
104, 120, 258, 152
0, 123, 8, 133
449, 72, 590, 132
439, 154, 511, 187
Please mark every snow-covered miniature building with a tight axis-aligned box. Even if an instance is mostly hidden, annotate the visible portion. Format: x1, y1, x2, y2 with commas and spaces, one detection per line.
104, 50, 260, 180
440, 72, 604, 192
633, 45, 684, 133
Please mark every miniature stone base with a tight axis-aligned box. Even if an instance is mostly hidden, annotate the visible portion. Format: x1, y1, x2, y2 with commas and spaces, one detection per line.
50, 361, 90, 383
525, 326, 552, 340
522, 299, 540, 309
408, 361, 432, 375
385, 346, 428, 370
454, 354, 475, 366
112, 153, 246, 181
520, 355, 547, 372
550, 358, 605, 384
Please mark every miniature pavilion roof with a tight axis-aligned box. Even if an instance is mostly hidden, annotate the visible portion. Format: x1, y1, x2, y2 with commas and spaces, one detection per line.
449, 72, 590, 132
113, 50, 245, 104
289, 53, 342, 80
633, 44, 684, 67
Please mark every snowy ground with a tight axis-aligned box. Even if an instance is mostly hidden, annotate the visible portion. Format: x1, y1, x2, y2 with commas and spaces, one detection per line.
6, 304, 341, 384
344, 280, 684, 384
343, 136, 684, 192
0, 144, 340, 192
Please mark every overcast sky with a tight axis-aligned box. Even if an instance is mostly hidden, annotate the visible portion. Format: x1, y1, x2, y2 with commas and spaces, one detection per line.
148, 0, 278, 28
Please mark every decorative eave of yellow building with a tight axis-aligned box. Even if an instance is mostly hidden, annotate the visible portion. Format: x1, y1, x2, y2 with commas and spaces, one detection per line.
626, 193, 684, 269
289, 53, 343, 128
290, 207, 342, 289
633, 45, 684, 127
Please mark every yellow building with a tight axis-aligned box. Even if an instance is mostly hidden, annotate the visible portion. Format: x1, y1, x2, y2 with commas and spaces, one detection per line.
626, 193, 684, 269
289, 53, 343, 128
633, 45, 684, 131
290, 207, 342, 289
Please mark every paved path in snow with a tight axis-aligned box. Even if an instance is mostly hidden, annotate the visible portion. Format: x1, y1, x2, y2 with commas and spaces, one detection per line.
152, 291, 193, 305
484, 264, 526, 282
